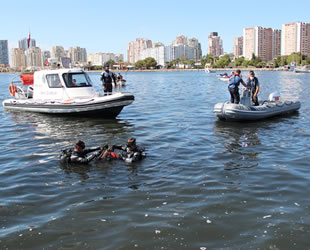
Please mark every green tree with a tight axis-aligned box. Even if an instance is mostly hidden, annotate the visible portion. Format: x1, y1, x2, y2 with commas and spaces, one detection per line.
280, 56, 288, 66
144, 57, 157, 69
201, 54, 216, 67
234, 56, 245, 67
106, 59, 115, 66
135, 60, 145, 69
242, 60, 250, 67
188, 59, 195, 67
214, 55, 230, 68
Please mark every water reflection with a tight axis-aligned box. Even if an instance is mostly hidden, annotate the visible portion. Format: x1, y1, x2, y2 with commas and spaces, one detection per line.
7, 111, 133, 140
213, 121, 261, 171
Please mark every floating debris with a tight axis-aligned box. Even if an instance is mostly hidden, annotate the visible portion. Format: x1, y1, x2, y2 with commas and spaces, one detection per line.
155, 230, 161, 234
263, 215, 272, 219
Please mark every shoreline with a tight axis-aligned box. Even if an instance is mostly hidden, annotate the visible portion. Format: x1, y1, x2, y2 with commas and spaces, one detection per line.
0, 67, 291, 74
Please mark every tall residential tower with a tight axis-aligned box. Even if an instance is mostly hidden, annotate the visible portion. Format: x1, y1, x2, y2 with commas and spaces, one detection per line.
243, 26, 280, 61
281, 22, 310, 56
208, 32, 223, 56
0, 40, 9, 66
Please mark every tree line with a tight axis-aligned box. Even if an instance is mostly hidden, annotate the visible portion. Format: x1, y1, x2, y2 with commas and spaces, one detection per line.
201, 52, 310, 68
87, 52, 310, 70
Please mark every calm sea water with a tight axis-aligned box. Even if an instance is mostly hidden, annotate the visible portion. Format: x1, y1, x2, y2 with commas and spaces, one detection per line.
0, 70, 309, 249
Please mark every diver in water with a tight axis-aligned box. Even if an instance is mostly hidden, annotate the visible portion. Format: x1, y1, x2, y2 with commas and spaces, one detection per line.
113, 138, 146, 163
98, 138, 146, 163
59, 140, 101, 164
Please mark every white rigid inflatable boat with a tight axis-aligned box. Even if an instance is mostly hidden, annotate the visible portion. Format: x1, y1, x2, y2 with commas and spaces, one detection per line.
214, 90, 301, 121
2, 68, 134, 118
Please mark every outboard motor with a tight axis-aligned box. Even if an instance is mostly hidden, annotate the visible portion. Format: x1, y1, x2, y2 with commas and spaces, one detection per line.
240, 89, 252, 106
269, 91, 280, 102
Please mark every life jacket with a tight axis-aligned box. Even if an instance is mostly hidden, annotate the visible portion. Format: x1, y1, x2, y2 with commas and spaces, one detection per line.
228, 76, 237, 88
59, 148, 73, 163
248, 77, 259, 92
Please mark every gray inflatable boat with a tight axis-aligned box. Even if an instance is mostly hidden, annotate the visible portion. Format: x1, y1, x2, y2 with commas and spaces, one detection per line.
214, 90, 301, 121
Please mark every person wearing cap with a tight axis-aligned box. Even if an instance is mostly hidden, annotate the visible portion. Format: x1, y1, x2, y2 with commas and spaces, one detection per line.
100, 64, 117, 95
113, 138, 146, 163
228, 69, 248, 104
69, 140, 101, 164
246, 71, 260, 106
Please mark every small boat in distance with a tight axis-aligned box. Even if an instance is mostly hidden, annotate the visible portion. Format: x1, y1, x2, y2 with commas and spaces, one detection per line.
214, 90, 301, 121
219, 77, 229, 82
3, 68, 134, 118
204, 64, 215, 73
294, 65, 310, 73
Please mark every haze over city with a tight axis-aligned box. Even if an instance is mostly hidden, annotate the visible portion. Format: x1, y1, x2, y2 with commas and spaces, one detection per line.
2, 0, 310, 58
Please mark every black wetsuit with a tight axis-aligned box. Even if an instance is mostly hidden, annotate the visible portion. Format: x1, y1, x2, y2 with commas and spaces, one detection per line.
100, 70, 117, 94
113, 145, 146, 163
69, 147, 100, 164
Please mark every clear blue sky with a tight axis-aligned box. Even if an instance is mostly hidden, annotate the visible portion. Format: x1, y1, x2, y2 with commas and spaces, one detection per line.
2, 0, 310, 60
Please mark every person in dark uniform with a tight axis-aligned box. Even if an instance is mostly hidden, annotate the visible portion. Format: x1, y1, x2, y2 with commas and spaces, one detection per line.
228, 69, 248, 104
100, 64, 117, 95
113, 138, 146, 163
246, 71, 260, 106
68, 140, 101, 164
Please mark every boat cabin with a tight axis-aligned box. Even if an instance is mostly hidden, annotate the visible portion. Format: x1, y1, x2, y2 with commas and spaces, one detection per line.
12, 68, 96, 100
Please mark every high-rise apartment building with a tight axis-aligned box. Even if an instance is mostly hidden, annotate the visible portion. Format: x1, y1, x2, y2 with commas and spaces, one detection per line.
172, 35, 188, 46
139, 46, 165, 66
42, 51, 51, 66
208, 32, 223, 56
164, 44, 195, 63
51, 46, 65, 61
0, 40, 9, 66
88, 53, 124, 66
68, 47, 87, 63
25, 47, 42, 67
19, 37, 36, 51
243, 26, 278, 61
273, 29, 281, 58
188, 37, 202, 61
11, 48, 26, 70
281, 22, 310, 56
233, 36, 243, 58
127, 38, 152, 64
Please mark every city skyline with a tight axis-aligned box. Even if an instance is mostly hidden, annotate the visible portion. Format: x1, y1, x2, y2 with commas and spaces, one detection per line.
2, 0, 310, 60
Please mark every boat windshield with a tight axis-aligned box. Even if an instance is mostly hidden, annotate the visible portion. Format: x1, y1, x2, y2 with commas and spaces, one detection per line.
62, 72, 93, 88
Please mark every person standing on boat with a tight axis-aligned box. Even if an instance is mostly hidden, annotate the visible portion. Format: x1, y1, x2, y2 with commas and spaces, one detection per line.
100, 63, 117, 95
246, 71, 260, 106
228, 69, 248, 104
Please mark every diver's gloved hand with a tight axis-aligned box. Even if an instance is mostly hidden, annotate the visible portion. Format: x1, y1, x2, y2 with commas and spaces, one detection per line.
94, 151, 101, 157
100, 145, 109, 152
